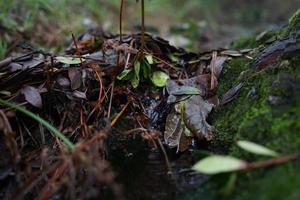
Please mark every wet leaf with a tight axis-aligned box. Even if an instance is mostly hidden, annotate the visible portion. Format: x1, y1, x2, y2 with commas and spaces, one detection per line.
172, 86, 201, 95
237, 140, 279, 157
117, 69, 132, 80
21, 85, 42, 108
166, 74, 210, 97
193, 155, 247, 174
215, 56, 228, 78
56, 56, 85, 65
183, 95, 213, 140
72, 90, 87, 99
68, 68, 82, 90
164, 111, 182, 147
56, 76, 71, 88
221, 83, 243, 105
151, 71, 170, 87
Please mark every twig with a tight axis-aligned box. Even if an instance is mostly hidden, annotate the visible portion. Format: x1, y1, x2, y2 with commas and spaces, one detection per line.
244, 154, 298, 171
119, 0, 124, 42
156, 138, 172, 174
107, 80, 115, 119
111, 101, 130, 126
140, 0, 145, 56
71, 32, 83, 68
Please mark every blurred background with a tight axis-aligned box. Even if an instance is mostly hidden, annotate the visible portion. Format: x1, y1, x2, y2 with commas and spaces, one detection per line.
1, 0, 300, 58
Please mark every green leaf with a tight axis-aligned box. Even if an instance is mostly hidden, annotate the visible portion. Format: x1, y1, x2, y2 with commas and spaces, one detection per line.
117, 69, 132, 80
134, 60, 141, 77
145, 55, 154, 64
131, 75, 140, 88
237, 140, 279, 157
131, 60, 141, 88
151, 71, 170, 87
141, 61, 151, 79
193, 155, 246, 174
172, 86, 201, 95
56, 56, 85, 65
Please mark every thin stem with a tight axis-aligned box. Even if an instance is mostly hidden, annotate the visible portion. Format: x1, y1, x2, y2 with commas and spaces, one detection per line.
71, 32, 83, 68
119, 0, 124, 42
140, 0, 145, 56
244, 154, 298, 171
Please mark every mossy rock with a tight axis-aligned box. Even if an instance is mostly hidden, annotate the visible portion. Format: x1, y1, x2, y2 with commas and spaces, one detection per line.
181, 10, 300, 200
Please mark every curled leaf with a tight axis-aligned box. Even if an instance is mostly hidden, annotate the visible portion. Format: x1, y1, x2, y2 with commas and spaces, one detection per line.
193, 155, 247, 174
237, 140, 279, 157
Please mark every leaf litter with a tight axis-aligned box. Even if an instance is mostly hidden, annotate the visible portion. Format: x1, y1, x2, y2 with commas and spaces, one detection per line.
0, 25, 257, 199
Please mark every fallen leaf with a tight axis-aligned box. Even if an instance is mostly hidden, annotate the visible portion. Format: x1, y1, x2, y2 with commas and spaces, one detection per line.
221, 50, 242, 57
220, 83, 243, 105
166, 74, 210, 97
193, 155, 247, 174
183, 95, 213, 140
21, 85, 43, 108
72, 90, 87, 99
56, 56, 85, 65
215, 56, 227, 78
164, 111, 182, 147
171, 86, 201, 95
68, 68, 82, 90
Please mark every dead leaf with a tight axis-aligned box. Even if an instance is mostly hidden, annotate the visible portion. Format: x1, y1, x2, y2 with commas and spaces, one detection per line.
72, 90, 87, 99
221, 83, 243, 105
164, 111, 182, 147
215, 56, 227, 78
183, 95, 213, 140
68, 68, 82, 90
21, 85, 43, 108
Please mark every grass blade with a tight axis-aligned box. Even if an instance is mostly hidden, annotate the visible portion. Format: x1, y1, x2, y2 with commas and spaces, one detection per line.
0, 98, 75, 151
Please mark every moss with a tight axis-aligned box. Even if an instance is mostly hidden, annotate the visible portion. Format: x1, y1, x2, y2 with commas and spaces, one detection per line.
231, 37, 257, 49
183, 37, 300, 199
288, 9, 300, 33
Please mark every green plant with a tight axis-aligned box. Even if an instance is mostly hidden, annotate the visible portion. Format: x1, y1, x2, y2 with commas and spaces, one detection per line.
193, 140, 297, 174
0, 39, 7, 59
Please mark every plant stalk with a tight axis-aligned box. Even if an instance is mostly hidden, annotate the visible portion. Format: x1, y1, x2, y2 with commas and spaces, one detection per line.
119, 0, 124, 42
140, 0, 145, 56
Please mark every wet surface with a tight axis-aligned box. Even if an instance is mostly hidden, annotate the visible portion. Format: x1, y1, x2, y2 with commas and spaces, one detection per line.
108, 135, 208, 200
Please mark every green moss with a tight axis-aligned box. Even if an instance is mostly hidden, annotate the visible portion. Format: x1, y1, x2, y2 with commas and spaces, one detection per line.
185, 36, 300, 199
288, 9, 300, 33
231, 37, 257, 49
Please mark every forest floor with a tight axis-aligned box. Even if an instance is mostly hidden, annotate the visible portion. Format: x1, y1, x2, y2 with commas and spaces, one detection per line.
1, 1, 300, 200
